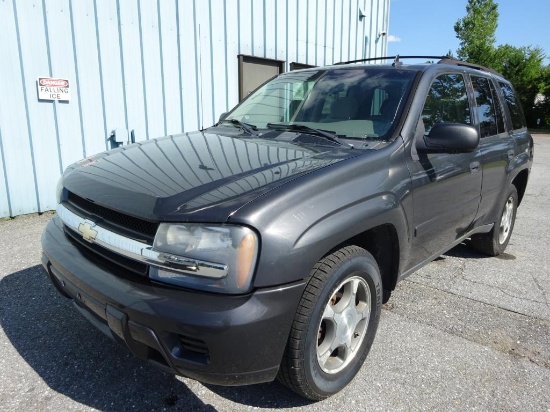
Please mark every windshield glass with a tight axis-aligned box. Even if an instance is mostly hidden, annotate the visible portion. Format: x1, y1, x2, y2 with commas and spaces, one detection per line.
226, 67, 416, 140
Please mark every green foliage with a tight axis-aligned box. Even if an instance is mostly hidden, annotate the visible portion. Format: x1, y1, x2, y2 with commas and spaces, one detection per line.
493, 45, 546, 125
454, 0, 499, 68
454, 0, 550, 127
536, 66, 550, 127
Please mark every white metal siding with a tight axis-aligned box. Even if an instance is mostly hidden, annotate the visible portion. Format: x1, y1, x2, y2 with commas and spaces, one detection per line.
0, 0, 390, 218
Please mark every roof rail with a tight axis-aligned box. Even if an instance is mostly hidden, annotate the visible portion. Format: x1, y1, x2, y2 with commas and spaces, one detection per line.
334, 55, 500, 75
334, 55, 451, 65
437, 58, 500, 75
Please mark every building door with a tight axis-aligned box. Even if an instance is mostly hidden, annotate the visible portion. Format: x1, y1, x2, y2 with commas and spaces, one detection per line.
238, 55, 284, 101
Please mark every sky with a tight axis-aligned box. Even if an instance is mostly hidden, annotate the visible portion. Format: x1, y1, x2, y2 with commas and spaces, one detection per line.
387, 0, 550, 64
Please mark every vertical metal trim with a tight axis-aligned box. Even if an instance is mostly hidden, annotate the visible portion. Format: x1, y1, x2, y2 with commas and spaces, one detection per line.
192, 0, 201, 127
223, 0, 229, 110
175, 0, 184, 131
0, 125, 13, 217
347, 0, 352, 61
323, 0, 327, 65
369, 0, 374, 59
137, 1, 150, 139
285, 0, 289, 69
340, 0, 344, 62
314, 0, 319, 64
41, 0, 64, 174
115, 0, 129, 129
262, 0, 270, 58
353, 0, 360, 60
12, 0, 40, 212
208, 0, 216, 124
251, 0, 254, 54
384, 0, 390, 55
374, 0, 380, 58
157, 0, 167, 136
68, 0, 87, 158
332, 0, 336, 63
237, 0, 241, 54
274, 0, 278, 60
305, 0, 309, 64
92, 0, 109, 149
295, 0, 299, 61
361, 0, 366, 59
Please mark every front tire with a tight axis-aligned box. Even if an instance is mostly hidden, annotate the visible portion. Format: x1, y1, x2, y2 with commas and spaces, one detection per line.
277, 246, 382, 400
471, 185, 518, 256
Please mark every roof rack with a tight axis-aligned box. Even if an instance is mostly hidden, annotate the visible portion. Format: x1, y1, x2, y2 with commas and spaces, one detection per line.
334, 55, 500, 75
437, 58, 500, 75
334, 55, 451, 65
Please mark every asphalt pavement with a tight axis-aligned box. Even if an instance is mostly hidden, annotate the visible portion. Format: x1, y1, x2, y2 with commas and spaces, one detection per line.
1, 135, 549, 412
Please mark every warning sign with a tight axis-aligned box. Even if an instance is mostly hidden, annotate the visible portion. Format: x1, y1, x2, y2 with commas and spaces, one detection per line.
37, 77, 71, 101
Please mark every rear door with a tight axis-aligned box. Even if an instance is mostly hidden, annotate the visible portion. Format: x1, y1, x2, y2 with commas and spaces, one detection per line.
469, 75, 516, 224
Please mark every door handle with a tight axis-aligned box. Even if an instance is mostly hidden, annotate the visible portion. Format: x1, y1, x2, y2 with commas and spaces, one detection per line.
470, 161, 480, 173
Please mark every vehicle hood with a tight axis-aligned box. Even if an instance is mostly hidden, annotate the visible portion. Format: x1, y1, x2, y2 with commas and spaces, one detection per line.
62, 130, 358, 222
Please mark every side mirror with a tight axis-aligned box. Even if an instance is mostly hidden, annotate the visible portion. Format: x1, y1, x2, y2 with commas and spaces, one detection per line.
416, 123, 479, 154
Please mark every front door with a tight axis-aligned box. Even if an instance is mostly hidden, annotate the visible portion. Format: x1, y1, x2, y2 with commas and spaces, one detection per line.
406, 72, 483, 266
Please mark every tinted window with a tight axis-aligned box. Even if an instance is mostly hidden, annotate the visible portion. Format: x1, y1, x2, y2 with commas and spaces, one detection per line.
490, 80, 506, 133
422, 74, 471, 134
499, 82, 525, 130
471, 76, 504, 137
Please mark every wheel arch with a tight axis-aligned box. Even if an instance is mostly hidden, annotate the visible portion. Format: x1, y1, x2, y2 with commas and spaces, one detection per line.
324, 224, 400, 302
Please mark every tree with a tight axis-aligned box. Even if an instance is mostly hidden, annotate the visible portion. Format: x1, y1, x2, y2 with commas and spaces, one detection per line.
454, 0, 550, 128
492, 45, 546, 126
454, 0, 499, 68
536, 66, 550, 127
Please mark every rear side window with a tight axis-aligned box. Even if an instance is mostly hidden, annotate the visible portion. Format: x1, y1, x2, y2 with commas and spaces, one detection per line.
499, 82, 525, 130
422, 74, 471, 134
471, 76, 505, 137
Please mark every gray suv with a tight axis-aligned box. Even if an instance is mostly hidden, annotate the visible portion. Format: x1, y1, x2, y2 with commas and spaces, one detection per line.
41, 56, 533, 400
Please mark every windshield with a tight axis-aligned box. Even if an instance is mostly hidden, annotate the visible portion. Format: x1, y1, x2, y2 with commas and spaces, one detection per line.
226, 67, 416, 141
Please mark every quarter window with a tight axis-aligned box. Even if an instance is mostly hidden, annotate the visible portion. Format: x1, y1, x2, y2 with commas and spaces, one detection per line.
499, 82, 525, 130
421, 74, 471, 134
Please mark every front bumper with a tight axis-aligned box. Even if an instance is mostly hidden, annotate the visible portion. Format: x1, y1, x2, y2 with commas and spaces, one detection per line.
41, 216, 305, 385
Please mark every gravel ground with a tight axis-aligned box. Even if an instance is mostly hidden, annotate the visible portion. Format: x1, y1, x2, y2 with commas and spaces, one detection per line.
1, 136, 549, 412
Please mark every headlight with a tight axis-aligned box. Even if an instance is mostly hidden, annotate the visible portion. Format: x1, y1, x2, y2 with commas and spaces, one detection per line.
149, 223, 259, 294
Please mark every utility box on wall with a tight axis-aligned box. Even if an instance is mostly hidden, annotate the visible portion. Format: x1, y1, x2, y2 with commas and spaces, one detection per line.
0, 0, 390, 218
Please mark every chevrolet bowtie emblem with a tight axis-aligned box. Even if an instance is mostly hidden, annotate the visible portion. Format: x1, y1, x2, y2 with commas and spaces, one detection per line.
78, 221, 98, 243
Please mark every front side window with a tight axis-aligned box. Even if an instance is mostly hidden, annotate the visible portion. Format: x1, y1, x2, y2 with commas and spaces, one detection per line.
499, 82, 526, 130
421, 73, 471, 134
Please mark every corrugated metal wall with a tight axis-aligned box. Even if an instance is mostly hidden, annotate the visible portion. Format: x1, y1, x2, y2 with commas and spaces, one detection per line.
0, 0, 390, 218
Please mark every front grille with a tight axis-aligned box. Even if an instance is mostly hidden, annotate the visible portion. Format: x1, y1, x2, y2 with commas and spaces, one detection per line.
64, 226, 149, 277
66, 191, 158, 241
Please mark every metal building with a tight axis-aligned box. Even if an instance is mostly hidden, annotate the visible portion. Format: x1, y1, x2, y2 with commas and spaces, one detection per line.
0, 0, 390, 218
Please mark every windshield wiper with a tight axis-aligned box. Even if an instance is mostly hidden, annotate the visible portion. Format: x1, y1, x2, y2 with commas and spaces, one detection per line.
266, 123, 344, 146
219, 118, 259, 135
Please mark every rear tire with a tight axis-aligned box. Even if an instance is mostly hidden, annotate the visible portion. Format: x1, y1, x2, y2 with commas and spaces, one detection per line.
471, 185, 518, 256
277, 245, 382, 400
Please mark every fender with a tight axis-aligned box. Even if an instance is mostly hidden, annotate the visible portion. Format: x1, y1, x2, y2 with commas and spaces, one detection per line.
231, 142, 413, 288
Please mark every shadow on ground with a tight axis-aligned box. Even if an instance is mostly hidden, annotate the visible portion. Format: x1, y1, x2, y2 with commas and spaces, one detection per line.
0, 266, 308, 410
441, 241, 516, 261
